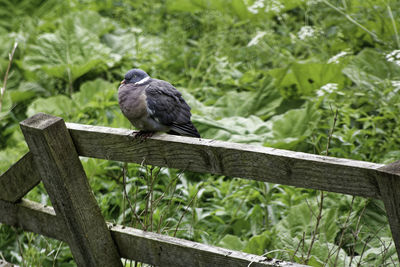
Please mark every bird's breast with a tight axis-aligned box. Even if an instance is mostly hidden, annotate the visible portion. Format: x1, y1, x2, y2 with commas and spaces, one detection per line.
118, 85, 148, 120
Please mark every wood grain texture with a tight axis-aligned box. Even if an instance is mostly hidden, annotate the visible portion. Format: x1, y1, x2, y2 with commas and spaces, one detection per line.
0, 199, 66, 242
66, 122, 384, 199
0, 198, 307, 267
20, 113, 121, 267
376, 160, 400, 258
0, 152, 41, 202
110, 224, 307, 267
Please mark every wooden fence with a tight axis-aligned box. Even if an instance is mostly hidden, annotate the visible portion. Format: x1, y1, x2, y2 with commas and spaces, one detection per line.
0, 112, 399, 266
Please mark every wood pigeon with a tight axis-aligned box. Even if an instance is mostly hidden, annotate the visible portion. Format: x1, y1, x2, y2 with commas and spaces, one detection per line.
118, 69, 201, 138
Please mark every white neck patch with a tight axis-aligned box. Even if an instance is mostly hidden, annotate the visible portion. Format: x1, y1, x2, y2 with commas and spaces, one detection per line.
135, 76, 150, 85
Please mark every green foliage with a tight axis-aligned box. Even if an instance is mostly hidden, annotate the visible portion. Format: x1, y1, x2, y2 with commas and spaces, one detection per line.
167, 0, 251, 20
270, 61, 348, 98
23, 11, 117, 95
1, 0, 400, 266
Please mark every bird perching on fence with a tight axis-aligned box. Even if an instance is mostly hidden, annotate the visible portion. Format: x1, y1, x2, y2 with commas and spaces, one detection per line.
118, 69, 200, 138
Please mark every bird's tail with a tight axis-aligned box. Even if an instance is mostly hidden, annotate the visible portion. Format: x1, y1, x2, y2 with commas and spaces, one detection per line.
169, 122, 200, 138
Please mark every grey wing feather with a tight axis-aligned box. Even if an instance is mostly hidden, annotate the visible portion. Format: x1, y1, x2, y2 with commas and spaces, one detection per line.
145, 79, 200, 137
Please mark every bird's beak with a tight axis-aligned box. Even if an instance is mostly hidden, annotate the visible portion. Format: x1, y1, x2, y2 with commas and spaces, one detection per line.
120, 79, 126, 85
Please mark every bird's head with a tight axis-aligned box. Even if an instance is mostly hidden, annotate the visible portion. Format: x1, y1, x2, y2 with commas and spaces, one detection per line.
121, 69, 150, 85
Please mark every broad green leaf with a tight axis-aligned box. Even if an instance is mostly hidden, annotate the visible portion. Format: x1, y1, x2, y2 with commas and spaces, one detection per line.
213, 76, 283, 119
243, 232, 270, 255
72, 79, 117, 109
232, 218, 251, 236
23, 11, 116, 89
274, 201, 345, 265
26, 95, 76, 118
165, 0, 303, 20
166, 0, 204, 13
274, 201, 339, 244
9, 82, 46, 102
193, 114, 272, 144
72, 10, 114, 36
319, 208, 338, 243
270, 62, 347, 97
186, 85, 318, 149
103, 29, 162, 61
217, 234, 245, 251
264, 103, 320, 149
275, 202, 315, 238
0, 143, 28, 173
305, 255, 324, 267
166, 0, 251, 20
343, 48, 400, 88
362, 237, 397, 262
0, 0, 63, 31
9, 90, 36, 103
231, 0, 250, 19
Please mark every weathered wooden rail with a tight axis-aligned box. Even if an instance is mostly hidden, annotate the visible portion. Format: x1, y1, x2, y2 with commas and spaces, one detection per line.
0, 112, 399, 266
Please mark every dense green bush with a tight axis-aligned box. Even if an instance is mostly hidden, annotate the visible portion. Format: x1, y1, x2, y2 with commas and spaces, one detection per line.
1, 0, 399, 266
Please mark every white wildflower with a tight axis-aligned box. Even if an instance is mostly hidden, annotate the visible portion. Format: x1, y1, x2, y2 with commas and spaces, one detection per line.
248, 31, 267, 47
386, 50, 400, 66
280, 13, 289, 20
328, 51, 349, 64
248, 0, 265, 14
265, 0, 284, 13
130, 27, 143, 34
391, 81, 400, 93
298, 26, 316, 40
386, 80, 400, 99
316, 83, 338, 97
307, 0, 321, 6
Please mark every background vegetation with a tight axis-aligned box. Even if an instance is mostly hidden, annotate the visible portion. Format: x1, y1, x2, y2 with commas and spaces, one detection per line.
1, 0, 400, 266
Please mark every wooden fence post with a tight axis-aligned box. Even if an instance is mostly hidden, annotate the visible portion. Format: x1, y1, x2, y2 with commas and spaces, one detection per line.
20, 113, 121, 267
376, 160, 400, 259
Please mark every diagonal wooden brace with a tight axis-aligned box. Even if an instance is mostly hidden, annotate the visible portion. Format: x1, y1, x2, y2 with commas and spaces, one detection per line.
376, 160, 400, 259
20, 113, 121, 267
0, 152, 41, 202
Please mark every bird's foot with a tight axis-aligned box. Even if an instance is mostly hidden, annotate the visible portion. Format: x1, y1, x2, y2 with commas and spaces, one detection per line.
132, 130, 155, 140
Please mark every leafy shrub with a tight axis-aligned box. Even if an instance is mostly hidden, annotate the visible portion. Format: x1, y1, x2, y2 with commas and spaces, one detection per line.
1, 0, 399, 266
